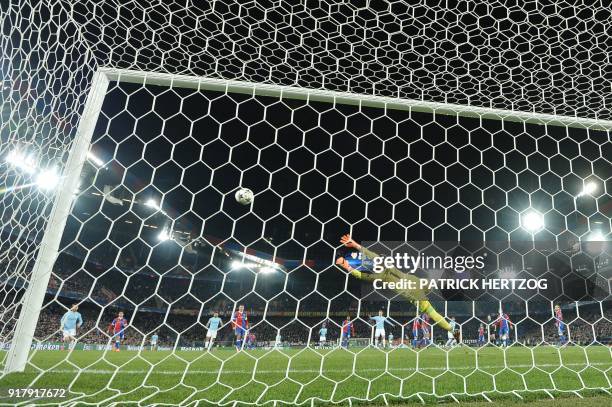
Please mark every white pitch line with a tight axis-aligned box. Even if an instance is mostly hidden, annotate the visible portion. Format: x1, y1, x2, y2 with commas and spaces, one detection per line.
43, 362, 611, 375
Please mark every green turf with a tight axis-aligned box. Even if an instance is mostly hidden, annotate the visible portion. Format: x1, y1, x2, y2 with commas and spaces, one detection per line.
0, 345, 610, 405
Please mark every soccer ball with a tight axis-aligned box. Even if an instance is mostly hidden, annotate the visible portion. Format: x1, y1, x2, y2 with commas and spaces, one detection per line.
235, 188, 254, 205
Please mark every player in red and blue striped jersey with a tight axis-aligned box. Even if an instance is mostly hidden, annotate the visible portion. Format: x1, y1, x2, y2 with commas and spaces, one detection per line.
554, 304, 567, 346
341, 316, 355, 348
420, 313, 431, 347
108, 311, 128, 352
411, 316, 421, 348
495, 312, 513, 347
477, 323, 485, 346
231, 305, 249, 351
246, 332, 256, 350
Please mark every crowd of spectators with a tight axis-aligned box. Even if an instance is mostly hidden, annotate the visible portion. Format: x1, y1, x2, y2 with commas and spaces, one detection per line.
34, 301, 612, 349
9, 243, 610, 349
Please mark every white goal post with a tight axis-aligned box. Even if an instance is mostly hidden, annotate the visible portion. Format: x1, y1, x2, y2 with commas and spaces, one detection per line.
3, 72, 110, 373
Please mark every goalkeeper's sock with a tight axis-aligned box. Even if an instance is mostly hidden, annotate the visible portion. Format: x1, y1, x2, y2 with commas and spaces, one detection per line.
236, 340, 242, 350
418, 301, 452, 332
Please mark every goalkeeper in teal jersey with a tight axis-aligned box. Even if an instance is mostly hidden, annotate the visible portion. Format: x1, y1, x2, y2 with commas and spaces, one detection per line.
369, 310, 395, 348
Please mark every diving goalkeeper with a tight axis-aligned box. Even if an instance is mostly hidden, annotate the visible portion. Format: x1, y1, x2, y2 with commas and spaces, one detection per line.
335, 234, 460, 341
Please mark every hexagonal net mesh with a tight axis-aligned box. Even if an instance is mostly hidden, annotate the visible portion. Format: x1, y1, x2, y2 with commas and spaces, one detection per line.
1, 1, 611, 405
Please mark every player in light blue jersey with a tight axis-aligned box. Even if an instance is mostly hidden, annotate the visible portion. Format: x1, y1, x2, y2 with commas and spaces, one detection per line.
318, 324, 328, 346
60, 304, 83, 350
369, 310, 395, 348
445, 317, 458, 347
150, 333, 159, 351
274, 332, 282, 348
205, 312, 223, 351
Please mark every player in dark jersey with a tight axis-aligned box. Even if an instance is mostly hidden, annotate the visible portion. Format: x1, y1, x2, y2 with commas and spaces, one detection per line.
554, 305, 567, 346
341, 316, 355, 348
411, 316, 421, 348
420, 313, 431, 347
487, 314, 496, 345
495, 312, 513, 347
231, 305, 249, 351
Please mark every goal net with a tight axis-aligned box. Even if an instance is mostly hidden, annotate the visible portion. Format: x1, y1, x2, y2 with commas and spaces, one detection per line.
1, 1, 611, 405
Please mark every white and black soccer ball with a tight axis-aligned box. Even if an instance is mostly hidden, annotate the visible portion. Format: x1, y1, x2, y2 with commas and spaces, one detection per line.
235, 188, 254, 205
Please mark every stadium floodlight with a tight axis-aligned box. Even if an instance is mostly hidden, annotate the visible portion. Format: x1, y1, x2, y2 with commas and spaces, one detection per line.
498, 267, 518, 279
231, 260, 262, 270
577, 181, 598, 197
157, 229, 171, 241
259, 266, 276, 274
6, 150, 23, 166
587, 231, 605, 241
5, 149, 36, 174
87, 151, 104, 167
521, 210, 544, 232
145, 198, 161, 211
35, 168, 60, 191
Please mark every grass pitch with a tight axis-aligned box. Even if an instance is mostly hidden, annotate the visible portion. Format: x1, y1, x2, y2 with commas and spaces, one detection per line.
0, 345, 610, 405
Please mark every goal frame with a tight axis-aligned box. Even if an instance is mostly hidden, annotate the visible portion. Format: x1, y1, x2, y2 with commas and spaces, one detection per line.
4, 67, 612, 373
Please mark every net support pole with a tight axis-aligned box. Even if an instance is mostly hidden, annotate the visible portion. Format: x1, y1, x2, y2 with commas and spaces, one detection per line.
3, 71, 110, 373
